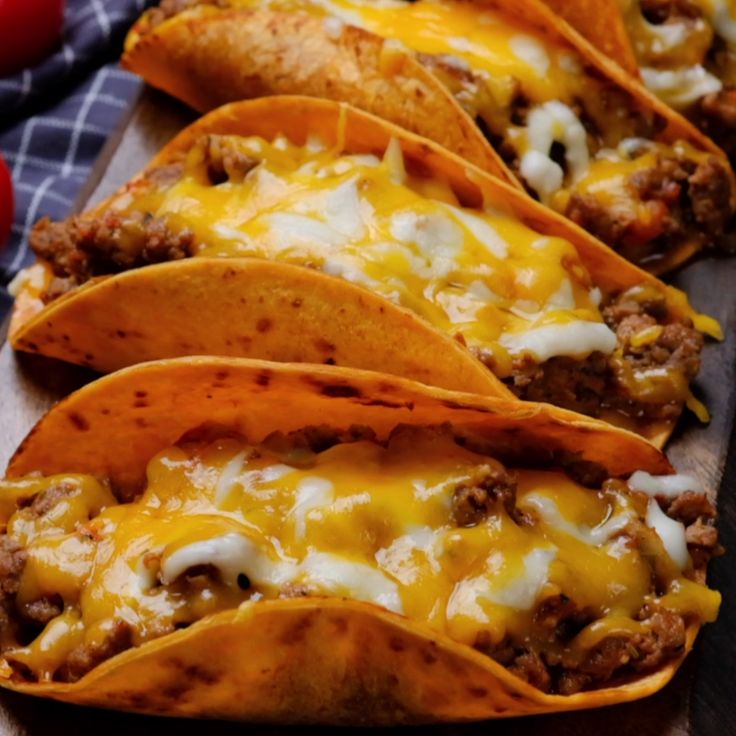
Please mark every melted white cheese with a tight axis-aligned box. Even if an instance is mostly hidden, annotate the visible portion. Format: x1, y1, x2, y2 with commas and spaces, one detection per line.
389, 211, 464, 272
522, 493, 634, 546
509, 34, 550, 76
301, 552, 403, 613
290, 477, 335, 539
443, 204, 509, 259
375, 525, 441, 585
446, 547, 556, 620
520, 150, 563, 202
521, 101, 590, 202
160, 533, 298, 587
499, 321, 617, 362
642, 65, 722, 108
646, 500, 690, 569
214, 451, 248, 506
628, 471, 702, 499
323, 15, 344, 39
7, 264, 46, 297
640, 19, 692, 53
706, 0, 736, 43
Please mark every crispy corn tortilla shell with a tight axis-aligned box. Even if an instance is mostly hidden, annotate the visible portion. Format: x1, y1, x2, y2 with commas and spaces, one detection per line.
123, 6, 510, 180
10, 258, 504, 397
7, 357, 672, 495
10, 96, 714, 447
541, 0, 640, 76
122, 0, 732, 179
2, 357, 689, 720
0, 598, 697, 723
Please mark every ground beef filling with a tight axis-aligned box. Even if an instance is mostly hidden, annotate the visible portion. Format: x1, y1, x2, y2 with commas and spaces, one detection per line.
693, 89, 736, 164
566, 152, 733, 265
28, 135, 263, 302
507, 290, 703, 424
451, 466, 528, 527
30, 211, 196, 302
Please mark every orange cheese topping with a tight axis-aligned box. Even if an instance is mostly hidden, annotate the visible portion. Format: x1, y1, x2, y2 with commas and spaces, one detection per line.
0, 431, 720, 683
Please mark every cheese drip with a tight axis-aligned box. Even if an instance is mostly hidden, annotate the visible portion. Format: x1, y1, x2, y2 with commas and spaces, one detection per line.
0, 430, 719, 682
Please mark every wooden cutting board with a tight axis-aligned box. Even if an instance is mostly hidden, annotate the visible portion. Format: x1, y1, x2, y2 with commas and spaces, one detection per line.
0, 87, 734, 736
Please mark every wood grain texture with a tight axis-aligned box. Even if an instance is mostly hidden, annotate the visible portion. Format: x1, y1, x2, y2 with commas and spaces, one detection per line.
0, 88, 732, 735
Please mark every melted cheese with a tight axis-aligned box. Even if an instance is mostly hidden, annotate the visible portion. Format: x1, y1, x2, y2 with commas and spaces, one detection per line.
520, 102, 590, 204
628, 470, 701, 498
641, 65, 722, 108
119, 133, 609, 375
499, 321, 617, 362
704, 0, 736, 43
646, 499, 689, 569
0, 432, 720, 681
621, 0, 735, 107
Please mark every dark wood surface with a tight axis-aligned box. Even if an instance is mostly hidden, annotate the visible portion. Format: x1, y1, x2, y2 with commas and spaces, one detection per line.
0, 88, 734, 735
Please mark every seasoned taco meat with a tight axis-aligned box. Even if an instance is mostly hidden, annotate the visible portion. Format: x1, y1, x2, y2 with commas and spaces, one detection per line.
31, 211, 195, 301
508, 288, 704, 424
694, 90, 736, 162
55, 620, 133, 683
566, 153, 732, 264
451, 466, 520, 527
0, 538, 26, 630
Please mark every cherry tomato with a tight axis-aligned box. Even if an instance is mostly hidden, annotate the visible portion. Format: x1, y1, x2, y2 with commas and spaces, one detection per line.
0, 0, 65, 78
0, 154, 13, 250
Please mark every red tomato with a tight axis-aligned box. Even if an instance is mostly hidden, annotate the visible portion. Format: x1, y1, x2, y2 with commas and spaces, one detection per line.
0, 155, 13, 250
0, 0, 65, 78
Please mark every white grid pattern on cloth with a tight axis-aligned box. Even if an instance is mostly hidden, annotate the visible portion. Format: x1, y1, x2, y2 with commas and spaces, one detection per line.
0, 0, 155, 318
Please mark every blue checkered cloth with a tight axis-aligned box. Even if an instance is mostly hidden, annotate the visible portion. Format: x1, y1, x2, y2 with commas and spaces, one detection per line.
0, 0, 155, 320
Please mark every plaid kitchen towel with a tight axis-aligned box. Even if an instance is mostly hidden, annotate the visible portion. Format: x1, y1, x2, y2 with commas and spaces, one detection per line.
0, 0, 155, 320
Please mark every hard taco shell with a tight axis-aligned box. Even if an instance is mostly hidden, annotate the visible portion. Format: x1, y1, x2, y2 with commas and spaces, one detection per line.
2, 356, 690, 722
10, 97, 719, 448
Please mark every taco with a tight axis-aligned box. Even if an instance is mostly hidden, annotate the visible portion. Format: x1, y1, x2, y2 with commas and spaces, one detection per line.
122, 0, 736, 272
0, 357, 721, 721
542, 0, 736, 163
9, 97, 720, 446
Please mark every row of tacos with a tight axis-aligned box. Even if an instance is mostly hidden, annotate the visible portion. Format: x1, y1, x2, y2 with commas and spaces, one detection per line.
1, 0, 729, 723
